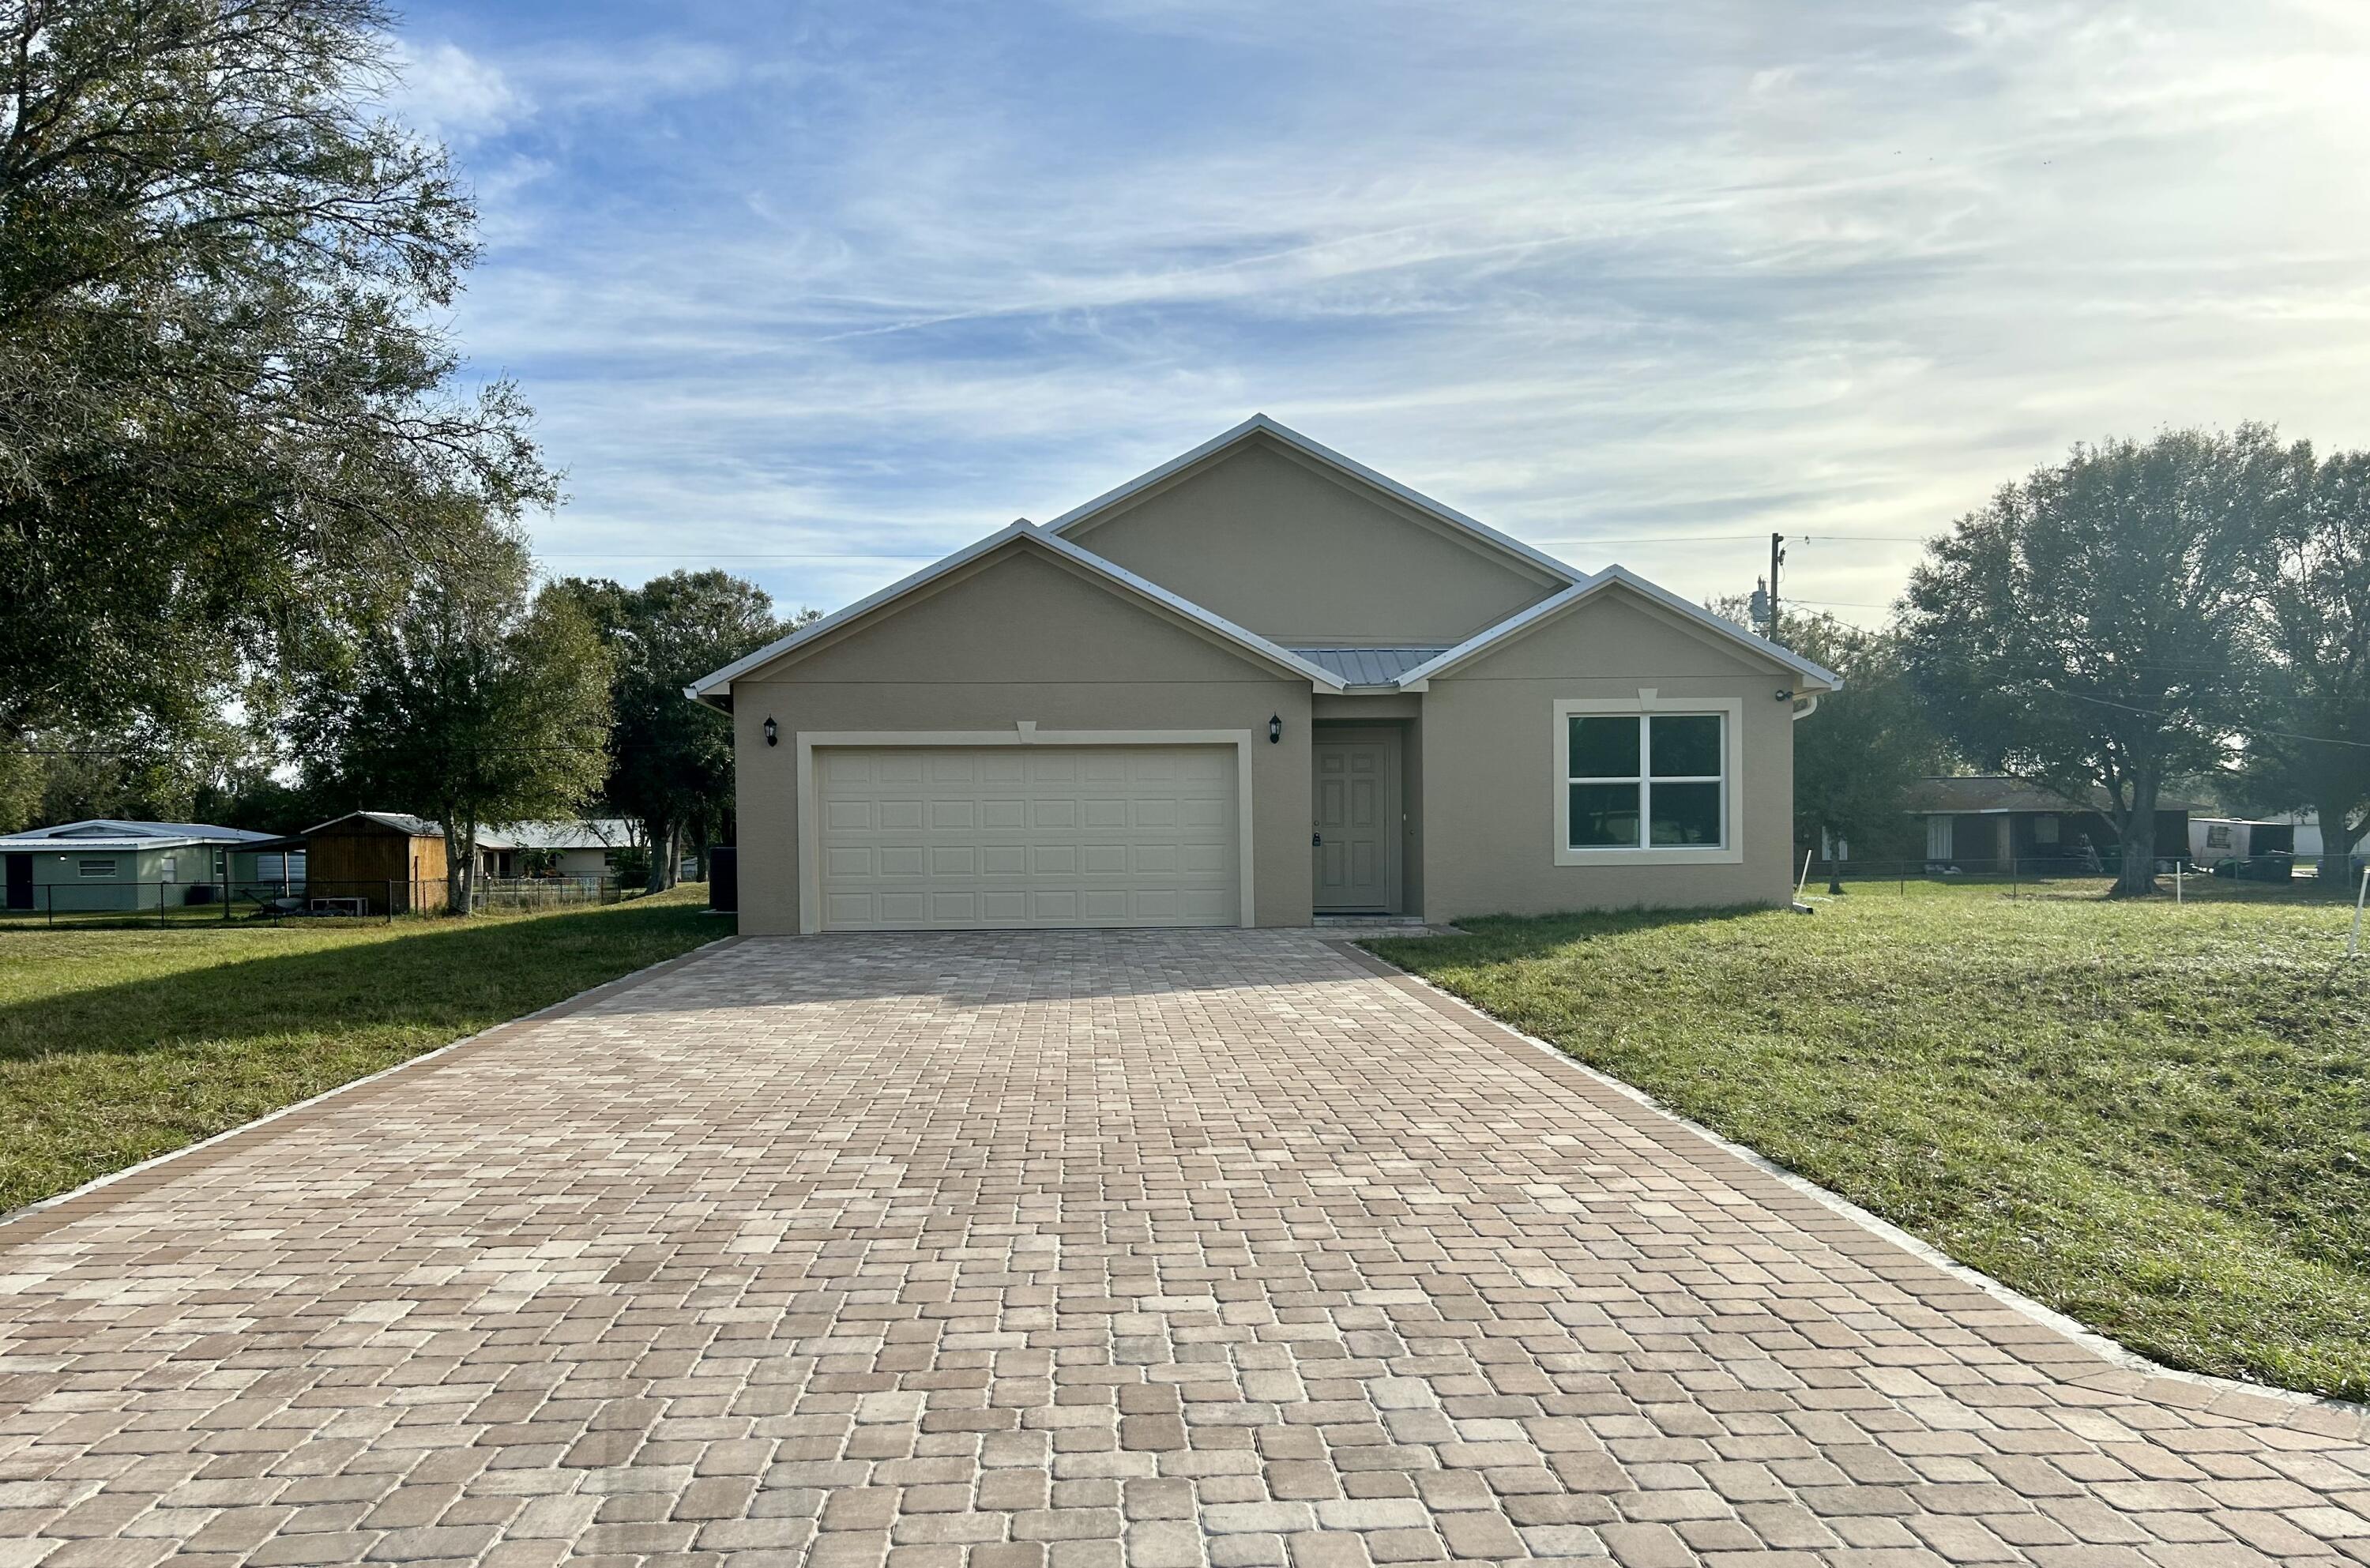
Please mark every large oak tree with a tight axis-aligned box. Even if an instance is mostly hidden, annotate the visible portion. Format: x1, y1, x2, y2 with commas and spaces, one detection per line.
0, 0, 551, 745
2237, 447, 2370, 880
1900, 429, 2281, 895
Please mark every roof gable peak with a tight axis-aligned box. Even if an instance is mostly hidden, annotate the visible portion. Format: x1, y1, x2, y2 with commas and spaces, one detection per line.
1041, 415, 1580, 587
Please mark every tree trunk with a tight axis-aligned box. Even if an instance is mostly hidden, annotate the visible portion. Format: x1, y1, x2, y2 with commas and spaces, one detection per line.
648, 822, 678, 894
2324, 799, 2362, 886
442, 823, 467, 915
2112, 780, 2159, 897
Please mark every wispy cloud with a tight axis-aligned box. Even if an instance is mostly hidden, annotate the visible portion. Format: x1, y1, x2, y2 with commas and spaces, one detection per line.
399, 0, 2370, 619
384, 39, 522, 143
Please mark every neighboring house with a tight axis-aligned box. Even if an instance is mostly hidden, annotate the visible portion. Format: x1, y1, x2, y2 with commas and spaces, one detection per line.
689, 415, 1840, 934
480, 819, 634, 879
1909, 777, 2196, 871
0, 820, 278, 912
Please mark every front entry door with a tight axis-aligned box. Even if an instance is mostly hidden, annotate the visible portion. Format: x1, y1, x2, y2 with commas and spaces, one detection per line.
1313, 733, 1400, 912
4, 853, 28, 911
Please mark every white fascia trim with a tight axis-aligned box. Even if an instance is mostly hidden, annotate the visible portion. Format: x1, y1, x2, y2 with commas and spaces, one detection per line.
1396, 566, 1845, 692
686, 521, 1346, 701
0, 837, 219, 853
795, 728, 1258, 934
1040, 414, 1583, 586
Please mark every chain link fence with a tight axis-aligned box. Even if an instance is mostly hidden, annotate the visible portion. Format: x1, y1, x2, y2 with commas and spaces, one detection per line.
0, 874, 625, 928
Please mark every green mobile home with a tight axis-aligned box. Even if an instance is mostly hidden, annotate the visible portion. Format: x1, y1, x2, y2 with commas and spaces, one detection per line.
0, 820, 286, 913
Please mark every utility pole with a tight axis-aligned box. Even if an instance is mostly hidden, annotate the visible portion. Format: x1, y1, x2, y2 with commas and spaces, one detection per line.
1768, 532, 1786, 639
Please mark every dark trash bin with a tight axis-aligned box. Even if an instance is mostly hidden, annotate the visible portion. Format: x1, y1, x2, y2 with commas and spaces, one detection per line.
709, 847, 737, 912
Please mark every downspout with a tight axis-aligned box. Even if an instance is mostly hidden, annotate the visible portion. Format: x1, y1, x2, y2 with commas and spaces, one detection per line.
1791, 694, 1821, 720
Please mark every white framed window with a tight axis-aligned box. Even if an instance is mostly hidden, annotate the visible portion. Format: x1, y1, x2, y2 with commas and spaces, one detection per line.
160, 855, 178, 881
1552, 698, 1744, 866
77, 858, 118, 878
2036, 816, 2061, 847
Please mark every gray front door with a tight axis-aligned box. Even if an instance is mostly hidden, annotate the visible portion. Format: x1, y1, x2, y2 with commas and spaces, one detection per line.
1313, 734, 1399, 912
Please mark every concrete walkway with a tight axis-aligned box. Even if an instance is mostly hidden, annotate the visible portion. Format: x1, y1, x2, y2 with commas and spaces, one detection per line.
1, 931, 2364, 1567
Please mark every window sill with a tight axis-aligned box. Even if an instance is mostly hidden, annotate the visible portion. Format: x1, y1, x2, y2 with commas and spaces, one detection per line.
1553, 844, 1743, 867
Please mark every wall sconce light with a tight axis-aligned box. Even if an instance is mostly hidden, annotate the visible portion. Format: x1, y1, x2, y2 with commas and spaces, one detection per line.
1773, 688, 1793, 702
763, 716, 779, 746
1268, 713, 1283, 744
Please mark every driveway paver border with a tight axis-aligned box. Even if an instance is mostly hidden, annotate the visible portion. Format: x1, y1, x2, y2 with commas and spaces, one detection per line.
0, 933, 745, 1252
1330, 938, 2370, 1445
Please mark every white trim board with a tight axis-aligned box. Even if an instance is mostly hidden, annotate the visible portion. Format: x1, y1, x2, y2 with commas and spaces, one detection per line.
794, 728, 1259, 934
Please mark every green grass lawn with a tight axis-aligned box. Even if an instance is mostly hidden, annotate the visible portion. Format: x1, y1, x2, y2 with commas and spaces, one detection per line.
0, 887, 727, 1215
1368, 878, 2370, 1402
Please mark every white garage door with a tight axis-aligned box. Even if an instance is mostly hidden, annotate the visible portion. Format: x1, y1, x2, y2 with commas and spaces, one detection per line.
816, 745, 1240, 931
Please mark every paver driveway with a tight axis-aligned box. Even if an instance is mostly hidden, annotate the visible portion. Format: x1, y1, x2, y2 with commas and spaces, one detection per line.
2, 931, 2366, 1568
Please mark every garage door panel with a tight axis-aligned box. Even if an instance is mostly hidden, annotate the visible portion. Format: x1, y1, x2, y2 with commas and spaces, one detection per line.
817, 744, 1239, 931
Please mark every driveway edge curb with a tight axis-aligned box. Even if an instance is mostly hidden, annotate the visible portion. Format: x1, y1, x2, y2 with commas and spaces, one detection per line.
1326, 938, 2370, 1442
0, 933, 745, 1251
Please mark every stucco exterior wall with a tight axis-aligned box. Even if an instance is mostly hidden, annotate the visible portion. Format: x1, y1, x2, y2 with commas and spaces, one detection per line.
1062, 438, 1563, 645
732, 547, 1314, 934
1419, 590, 1801, 919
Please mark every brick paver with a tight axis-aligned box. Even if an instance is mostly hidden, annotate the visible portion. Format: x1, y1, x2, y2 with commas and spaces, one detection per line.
2, 930, 2365, 1566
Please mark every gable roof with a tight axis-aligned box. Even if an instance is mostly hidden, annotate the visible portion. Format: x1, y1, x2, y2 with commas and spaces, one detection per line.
303, 810, 440, 838
1040, 415, 1582, 587
687, 521, 1349, 702
1909, 777, 2203, 816
1394, 566, 1844, 690
0, 819, 275, 853
299, 810, 545, 848
0, 823, 276, 853
502, 818, 634, 851
1289, 648, 1451, 687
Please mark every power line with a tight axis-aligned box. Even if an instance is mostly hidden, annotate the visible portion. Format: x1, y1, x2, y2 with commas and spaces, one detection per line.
2056, 690, 2370, 750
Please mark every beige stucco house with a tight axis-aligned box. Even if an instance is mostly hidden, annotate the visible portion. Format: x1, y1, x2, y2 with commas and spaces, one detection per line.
691, 416, 1839, 934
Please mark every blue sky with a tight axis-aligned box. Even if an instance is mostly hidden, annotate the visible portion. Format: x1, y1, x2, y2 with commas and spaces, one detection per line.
389, 0, 2370, 626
